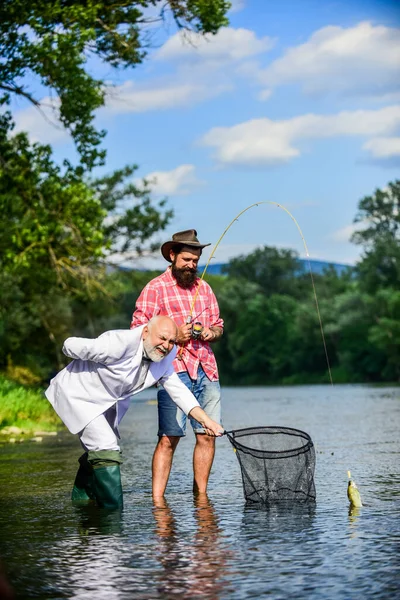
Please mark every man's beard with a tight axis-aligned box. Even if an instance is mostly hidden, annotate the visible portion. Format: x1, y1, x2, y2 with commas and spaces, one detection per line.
143, 338, 168, 363
171, 263, 198, 289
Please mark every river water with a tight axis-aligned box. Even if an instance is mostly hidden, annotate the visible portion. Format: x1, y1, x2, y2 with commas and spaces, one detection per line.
0, 385, 399, 599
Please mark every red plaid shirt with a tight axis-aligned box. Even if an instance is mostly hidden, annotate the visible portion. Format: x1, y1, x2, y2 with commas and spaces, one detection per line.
130, 267, 223, 381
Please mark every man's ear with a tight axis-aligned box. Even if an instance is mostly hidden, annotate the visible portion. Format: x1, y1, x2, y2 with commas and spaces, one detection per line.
142, 325, 149, 340
169, 249, 176, 262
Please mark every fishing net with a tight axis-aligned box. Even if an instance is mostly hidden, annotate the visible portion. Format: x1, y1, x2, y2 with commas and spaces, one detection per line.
226, 426, 316, 506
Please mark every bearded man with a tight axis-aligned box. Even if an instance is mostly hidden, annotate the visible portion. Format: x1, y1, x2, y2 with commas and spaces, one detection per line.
130, 230, 224, 498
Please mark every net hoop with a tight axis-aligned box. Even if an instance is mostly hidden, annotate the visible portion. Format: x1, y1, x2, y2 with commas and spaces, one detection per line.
226, 426, 314, 460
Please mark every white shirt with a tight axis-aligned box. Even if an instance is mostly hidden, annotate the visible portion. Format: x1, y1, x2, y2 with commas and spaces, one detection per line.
45, 326, 199, 434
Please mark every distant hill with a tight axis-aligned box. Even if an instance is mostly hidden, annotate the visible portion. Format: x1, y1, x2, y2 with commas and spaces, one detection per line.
112, 258, 353, 277
200, 258, 353, 276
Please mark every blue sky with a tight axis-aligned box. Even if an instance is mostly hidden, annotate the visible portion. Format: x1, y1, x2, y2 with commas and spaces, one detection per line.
12, 0, 400, 269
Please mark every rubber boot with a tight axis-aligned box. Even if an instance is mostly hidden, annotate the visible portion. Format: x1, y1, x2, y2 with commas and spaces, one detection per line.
88, 450, 123, 510
71, 452, 95, 504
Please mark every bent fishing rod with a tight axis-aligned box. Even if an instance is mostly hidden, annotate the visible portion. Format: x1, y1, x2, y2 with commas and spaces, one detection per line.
178, 201, 333, 386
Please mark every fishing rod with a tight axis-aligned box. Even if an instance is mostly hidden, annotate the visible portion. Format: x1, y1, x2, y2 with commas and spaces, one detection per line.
179, 201, 333, 386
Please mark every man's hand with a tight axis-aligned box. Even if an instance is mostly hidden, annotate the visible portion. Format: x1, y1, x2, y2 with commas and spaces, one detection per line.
200, 326, 214, 342
189, 406, 224, 436
176, 322, 192, 344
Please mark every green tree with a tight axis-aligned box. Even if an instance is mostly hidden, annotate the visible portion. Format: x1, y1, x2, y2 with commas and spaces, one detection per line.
0, 115, 106, 290
351, 181, 400, 292
0, 118, 172, 375
0, 0, 230, 168
323, 289, 380, 382
92, 166, 172, 257
210, 276, 263, 382
223, 246, 308, 298
368, 288, 400, 381
229, 293, 298, 384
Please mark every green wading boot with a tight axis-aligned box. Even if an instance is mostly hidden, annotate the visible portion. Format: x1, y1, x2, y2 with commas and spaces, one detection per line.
71, 452, 95, 505
88, 450, 123, 510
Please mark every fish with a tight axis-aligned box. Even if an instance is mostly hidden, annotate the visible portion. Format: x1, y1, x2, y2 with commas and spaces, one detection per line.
347, 470, 363, 508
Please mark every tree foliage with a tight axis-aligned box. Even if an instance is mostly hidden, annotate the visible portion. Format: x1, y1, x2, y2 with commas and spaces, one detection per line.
0, 0, 231, 378
0, 114, 106, 291
352, 180, 400, 292
223, 246, 309, 298
0, 0, 230, 168
0, 117, 173, 373
92, 165, 173, 257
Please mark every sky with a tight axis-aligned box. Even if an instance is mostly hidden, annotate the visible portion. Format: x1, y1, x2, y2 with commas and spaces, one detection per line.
12, 0, 400, 269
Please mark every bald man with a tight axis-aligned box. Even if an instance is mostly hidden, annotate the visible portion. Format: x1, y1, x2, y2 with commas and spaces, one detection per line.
45, 316, 223, 510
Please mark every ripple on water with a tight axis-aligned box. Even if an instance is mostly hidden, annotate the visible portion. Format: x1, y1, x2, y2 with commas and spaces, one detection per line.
0, 385, 399, 599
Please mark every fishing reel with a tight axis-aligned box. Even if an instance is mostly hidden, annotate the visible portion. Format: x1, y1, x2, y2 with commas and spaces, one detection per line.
185, 316, 203, 340
191, 322, 203, 340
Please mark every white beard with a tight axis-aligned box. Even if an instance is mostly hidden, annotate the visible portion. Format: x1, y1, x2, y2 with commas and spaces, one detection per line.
143, 339, 167, 363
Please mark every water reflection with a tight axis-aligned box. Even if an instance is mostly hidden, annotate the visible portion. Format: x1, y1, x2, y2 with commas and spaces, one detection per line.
348, 505, 362, 539
75, 505, 123, 537
153, 494, 232, 599
43, 506, 125, 599
242, 502, 316, 534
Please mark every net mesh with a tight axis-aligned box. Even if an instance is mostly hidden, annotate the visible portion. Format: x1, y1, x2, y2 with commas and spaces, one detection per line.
226, 426, 316, 505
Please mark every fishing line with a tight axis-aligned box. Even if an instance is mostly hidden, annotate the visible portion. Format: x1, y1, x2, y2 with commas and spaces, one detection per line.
180, 201, 333, 385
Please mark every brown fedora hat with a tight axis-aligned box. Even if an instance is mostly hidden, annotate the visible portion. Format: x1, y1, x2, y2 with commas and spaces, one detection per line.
161, 229, 211, 262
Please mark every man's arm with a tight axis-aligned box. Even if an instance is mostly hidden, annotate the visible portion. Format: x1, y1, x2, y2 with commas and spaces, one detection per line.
188, 406, 224, 436
63, 329, 137, 364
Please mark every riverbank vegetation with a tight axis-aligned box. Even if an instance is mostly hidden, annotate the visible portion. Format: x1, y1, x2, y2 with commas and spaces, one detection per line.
0, 375, 61, 433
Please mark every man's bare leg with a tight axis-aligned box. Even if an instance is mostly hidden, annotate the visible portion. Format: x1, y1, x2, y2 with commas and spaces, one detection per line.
152, 435, 180, 498
193, 434, 216, 494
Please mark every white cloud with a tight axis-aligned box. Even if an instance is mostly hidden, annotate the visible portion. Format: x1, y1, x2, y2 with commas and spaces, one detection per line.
102, 27, 273, 114
363, 137, 400, 158
330, 224, 360, 243
257, 89, 272, 102
257, 21, 400, 97
140, 164, 202, 195
201, 105, 400, 166
156, 27, 273, 64
229, 0, 246, 13
105, 80, 230, 113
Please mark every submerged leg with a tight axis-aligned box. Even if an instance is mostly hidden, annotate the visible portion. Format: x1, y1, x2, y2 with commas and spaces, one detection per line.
152, 435, 180, 498
193, 433, 215, 494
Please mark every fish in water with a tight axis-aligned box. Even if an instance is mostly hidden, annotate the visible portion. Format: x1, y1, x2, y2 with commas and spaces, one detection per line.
347, 470, 363, 508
